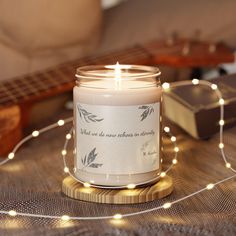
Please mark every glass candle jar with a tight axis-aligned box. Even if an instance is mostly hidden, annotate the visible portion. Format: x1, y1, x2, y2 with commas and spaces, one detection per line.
73, 64, 162, 187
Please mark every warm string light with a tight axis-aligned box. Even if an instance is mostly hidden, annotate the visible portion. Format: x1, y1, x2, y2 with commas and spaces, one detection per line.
32, 131, 39, 137
192, 78, 199, 85
58, 120, 65, 126
113, 214, 123, 220
64, 167, 69, 173
8, 210, 17, 216
61, 150, 67, 156
8, 153, 14, 160
162, 82, 170, 90
219, 120, 224, 126
174, 147, 179, 152
211, 84, 218, 90
162, 202, 172, 209
219, 98, 225, 105
206, 183, 214, 190
171, 136, 176, 142
61, 215, 70, 221
160, 172, 166, 178
226, 163, 231, 168
164, 126, 170, 133
83, 182, 91, 188
172, 159, 178, 165
127, 184, 136, 189
0, 80, 235, 222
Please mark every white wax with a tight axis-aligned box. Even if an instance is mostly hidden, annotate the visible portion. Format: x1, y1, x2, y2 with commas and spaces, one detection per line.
75, 80, 161, 105
73, 80, 162, 186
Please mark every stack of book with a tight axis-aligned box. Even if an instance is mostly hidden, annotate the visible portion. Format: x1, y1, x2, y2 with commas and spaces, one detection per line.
163, 74, 236, 139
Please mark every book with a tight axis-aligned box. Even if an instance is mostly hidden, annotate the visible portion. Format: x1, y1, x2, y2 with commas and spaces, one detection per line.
163, 74, 236, 139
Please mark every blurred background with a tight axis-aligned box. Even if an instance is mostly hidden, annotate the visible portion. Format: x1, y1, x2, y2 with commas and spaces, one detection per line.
1, 0, 236, 81
1, 2, 236, 235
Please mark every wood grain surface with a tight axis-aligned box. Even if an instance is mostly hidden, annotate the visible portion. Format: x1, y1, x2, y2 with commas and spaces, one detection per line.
62, 175, 173, 204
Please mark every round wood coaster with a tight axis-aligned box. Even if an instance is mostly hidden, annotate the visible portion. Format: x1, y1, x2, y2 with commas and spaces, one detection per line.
62, 175, 173, 204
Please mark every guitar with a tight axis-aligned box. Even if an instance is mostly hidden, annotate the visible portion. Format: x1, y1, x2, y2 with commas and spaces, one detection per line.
0, 38, 234, 155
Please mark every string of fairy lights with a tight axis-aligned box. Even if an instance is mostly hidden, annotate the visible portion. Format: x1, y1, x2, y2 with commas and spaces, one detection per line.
0, 79, 235, 222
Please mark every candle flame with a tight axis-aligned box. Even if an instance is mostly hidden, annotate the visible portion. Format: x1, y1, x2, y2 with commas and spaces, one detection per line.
114, 62, 121, 81
114, 62, 121, 90
105, 62, 128, 89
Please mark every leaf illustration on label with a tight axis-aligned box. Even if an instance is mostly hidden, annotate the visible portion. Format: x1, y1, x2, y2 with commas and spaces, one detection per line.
82, 155, 87, 165
77, 105, 104, 123
139, 106, 154, 121
87, 148, 97, 165
81, 148, 103, 169
89, 163, 103, 168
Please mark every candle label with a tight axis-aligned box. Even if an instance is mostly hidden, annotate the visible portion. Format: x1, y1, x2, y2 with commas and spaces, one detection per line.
76, 102, 160, 174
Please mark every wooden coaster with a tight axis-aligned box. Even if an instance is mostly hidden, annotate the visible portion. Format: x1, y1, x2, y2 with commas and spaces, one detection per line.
62, 175, 173, 204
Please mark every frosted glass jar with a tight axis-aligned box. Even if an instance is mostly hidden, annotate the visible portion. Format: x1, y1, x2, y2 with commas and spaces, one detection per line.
73, 64, 162, 187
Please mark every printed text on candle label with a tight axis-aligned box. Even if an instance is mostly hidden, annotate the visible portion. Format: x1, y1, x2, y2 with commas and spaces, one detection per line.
76, 102, 160, 174
80, 129, 155, 138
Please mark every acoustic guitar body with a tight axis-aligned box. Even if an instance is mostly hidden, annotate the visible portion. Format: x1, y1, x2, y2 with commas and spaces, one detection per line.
0, 105, 22, 156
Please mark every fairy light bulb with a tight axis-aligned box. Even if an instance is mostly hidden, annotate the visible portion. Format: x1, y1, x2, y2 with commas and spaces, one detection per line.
127, 184, 136, 189
8, 152, 15, 160
226, 163, 231, 168
160, 172, 166, 178
162, 82, 170, 90
164, 126, 170, 133
171, 136, 176, 142
174, 147, 179, 152
113, 214, 122, 220
219, 143, 224, 149
172, 159, 178, 165
192, 79, 199, 85
61, 215, 70, 221
64, 167, 69, 173
61, 150, 67, 156
58, 120, 65, 126
83, 182, 91, 188
66, 134, 72, 140
211, 84, 218, 90
219, 99, 225, 105
219, 120, 224, 126
8, 210, 17, 216
32, 130, 39, 137
163, 202, 172, 209
206, 183, 214, 190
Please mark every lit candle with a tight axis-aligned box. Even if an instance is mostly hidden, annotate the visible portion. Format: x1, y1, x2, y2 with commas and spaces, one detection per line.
73, 64, 162, 186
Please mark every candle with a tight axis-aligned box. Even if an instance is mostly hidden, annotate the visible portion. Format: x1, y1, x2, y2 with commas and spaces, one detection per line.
73, 64, 162, 186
